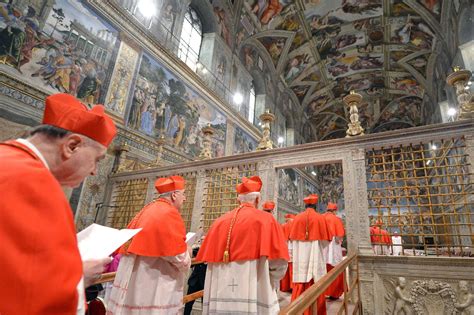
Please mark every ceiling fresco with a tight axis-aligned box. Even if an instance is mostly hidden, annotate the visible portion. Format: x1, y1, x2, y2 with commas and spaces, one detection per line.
212, 0, 450, 141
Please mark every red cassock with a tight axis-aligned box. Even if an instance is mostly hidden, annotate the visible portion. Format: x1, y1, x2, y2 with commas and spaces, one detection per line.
196, 203, 289, 263
381, 229, 392, 245
323, 212, 346, 298
0, 140, 83, 314
370, 226, 391, 245
280, 220, 294, 292
120, 198, 187, 257
289, 208, 331, 315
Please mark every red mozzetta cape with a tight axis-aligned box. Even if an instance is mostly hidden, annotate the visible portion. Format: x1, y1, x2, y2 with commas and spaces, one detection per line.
289, 208, 332, 241
281, 220, 294, 240
196, 203, 289, 263
121, 198, 187, 257
370, 226, 391, 244
0, 141, 83, 315
323, 212, 345, 238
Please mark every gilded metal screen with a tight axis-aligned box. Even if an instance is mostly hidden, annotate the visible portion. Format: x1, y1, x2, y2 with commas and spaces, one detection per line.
366, 137, 473, 256
108, 178, 148, 229
151, 172, 197, 232
202, 163, 258, 231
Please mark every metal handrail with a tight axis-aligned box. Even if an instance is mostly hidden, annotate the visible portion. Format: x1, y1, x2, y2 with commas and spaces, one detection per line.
279, 253, 359, 315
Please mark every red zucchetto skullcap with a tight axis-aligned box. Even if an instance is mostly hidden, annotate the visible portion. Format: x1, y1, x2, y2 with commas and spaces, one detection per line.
262, 201, 275, 211
303, 194, 318, 205
155, 175, 185, 194
42, 93, 117, 147
327, 202, 338, 211
285, 213, 296, 219
236, 176, 262, 194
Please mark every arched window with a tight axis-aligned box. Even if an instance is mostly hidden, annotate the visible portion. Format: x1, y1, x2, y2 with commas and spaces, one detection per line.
178, 7, 202, 71
248, 83, 256, 124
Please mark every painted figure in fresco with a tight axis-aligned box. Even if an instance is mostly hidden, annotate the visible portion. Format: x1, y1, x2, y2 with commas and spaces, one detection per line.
173, 115, 186, 147
309, 12, 342, 38
46, 54, 74, 92
252, 0, 283, 25
285, 54, 309, 82
419, 0, 440, 15
267, 38, 285, 63
214, 6, 231, 46
129, 88, 145, 129
140, 105, 156, 136
108, 67, 129, 113
160, 1, 177, 31
77, 59, 100, 104
395, 18, 434, 49
0, 4, 27, 67
341, 0, 381, 14
68, 59, 84, 96
242, 46, 256, 70
350, 55, 383, 70
18, 9, 41, 69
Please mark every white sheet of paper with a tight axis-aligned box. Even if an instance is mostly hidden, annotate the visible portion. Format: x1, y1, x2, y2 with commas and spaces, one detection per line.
77, 223, 142, 260
186, 230, 202, 246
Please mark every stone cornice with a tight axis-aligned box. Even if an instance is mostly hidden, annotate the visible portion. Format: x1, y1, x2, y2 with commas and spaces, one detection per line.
109, 119, 474, 179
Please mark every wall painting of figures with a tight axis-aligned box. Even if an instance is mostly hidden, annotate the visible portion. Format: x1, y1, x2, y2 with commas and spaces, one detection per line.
233, 126, 257, 155
127, 53, 227, 158
278, 168, 300, 206
104, 40, 140, 119
0, 0, 119, 105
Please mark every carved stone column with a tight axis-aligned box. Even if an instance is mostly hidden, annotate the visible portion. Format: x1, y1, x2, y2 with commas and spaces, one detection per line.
225, 121, 235, 156
144, 176, 157, 205
190, 169, 207, 232
344, 148, 372, 255
257, 160, 275, 208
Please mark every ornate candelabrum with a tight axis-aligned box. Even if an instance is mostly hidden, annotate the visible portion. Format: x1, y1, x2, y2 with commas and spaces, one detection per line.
256, 109, 275, 151
199, 124, 215, 160
446, 66, 473, 120
114, 142, 130, 173
343, 90, 365, 137
149, 134, 167, 167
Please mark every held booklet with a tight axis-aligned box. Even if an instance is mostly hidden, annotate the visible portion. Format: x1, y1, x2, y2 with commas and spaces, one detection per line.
77, 223, 142, 260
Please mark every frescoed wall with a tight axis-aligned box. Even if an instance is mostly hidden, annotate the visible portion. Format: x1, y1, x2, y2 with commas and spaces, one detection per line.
127, 53, 227, 158
233, 126, 257, 154
0, 0, 119, 105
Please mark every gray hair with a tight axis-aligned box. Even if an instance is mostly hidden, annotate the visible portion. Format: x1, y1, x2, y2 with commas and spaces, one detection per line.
237, 192, 260, 203
159, 189, 183, 199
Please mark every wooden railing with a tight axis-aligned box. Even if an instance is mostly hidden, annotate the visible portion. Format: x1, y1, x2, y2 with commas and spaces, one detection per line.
279, 253, 361, 315
91, 259, 205, 304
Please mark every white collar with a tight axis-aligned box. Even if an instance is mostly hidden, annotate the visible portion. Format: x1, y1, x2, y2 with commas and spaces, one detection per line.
16, 138, 50, 170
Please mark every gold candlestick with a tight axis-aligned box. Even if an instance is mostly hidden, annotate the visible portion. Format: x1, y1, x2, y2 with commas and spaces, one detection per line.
446, 66, 473, 120
343, 91, 365, 137
256, 109, 275, 151
199, 124, 215, 159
